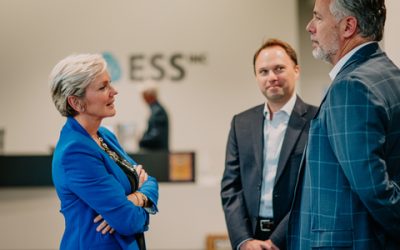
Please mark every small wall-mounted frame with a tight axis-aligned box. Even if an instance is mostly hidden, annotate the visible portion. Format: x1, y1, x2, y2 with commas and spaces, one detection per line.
169, 152, 195, 182
206, 234, 230, 250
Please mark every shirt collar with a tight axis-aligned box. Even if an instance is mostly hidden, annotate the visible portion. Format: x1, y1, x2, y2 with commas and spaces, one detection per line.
264, 93, 297, 118
329, 41, 376, 80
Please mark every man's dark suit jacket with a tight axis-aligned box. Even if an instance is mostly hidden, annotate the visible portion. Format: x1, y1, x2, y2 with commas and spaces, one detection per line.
139, 101, 169, 151
221, 96, 317, 249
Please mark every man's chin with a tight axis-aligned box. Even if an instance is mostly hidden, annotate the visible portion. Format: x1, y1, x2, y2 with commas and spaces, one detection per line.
266, 93, 285, 102
312, 48, 322, 59
312, 48, 332, 63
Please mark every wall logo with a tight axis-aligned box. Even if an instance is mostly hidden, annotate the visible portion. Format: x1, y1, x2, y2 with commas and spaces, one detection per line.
129, 53, 207, 82
102, 52, 122, 82
102, 51, 207, 83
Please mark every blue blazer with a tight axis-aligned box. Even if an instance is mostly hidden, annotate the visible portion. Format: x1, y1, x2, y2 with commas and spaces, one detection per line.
52, 117, 159, 250
288, 43, 400, 249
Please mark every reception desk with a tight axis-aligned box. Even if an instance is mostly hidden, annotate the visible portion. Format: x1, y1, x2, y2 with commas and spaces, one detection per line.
0, 152, 195, 186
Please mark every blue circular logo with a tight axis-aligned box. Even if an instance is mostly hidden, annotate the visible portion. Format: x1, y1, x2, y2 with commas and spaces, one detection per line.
102, 52, 122, 82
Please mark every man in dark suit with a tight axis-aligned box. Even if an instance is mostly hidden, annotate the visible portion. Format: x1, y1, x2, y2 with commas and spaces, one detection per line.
139, 83, 169, 151
221, 38, 318, 250
287, 0, 400, 249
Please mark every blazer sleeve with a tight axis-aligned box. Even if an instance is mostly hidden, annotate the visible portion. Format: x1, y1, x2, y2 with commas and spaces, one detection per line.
100, 127, 159, 213
221, 116, 253, 249
138, 176, 159, 214
326, 79, 400, 238
269, 213, 288, 249
61, 141, 149, 236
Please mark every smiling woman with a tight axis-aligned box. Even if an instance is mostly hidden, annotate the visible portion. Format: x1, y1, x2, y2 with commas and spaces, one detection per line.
49, 54, 159, 250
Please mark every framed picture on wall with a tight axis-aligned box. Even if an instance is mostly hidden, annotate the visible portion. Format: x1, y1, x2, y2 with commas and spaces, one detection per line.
206, 234, 230, 250
169, 152, 195, 182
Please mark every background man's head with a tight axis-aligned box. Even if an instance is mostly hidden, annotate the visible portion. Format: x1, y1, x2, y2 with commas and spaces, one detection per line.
253, 38, 299, 110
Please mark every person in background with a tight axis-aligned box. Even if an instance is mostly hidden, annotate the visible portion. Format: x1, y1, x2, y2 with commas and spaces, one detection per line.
50, 53, 158, 250
287, 0, 400, 249
139, 82, 169, 151
221, 38, 318, 250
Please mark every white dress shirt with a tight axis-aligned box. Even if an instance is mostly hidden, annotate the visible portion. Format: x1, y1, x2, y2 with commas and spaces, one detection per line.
259, 93, 296, 218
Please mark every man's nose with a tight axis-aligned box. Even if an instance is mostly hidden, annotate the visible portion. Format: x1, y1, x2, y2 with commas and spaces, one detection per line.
267, 71, 278, 82
306, 19, 314, 33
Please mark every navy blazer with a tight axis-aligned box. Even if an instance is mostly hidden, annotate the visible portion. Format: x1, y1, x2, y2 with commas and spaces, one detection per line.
52, 117, 159, 250
288, 43, 400, 249
221, 96, 317, 249
139, 101, 169, 151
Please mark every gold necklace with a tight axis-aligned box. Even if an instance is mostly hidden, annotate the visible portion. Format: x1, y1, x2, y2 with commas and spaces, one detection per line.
97, 136, 139, 176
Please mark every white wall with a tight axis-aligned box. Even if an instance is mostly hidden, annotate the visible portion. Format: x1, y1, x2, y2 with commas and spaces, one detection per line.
0, 185, 226, 250
385, 0, 400, 67
0, 1, 298, 249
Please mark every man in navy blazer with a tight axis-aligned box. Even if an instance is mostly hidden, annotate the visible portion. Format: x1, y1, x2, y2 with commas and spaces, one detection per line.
288, 0, 400, 249
221, 39, 317, 250
139, 83, 169, 151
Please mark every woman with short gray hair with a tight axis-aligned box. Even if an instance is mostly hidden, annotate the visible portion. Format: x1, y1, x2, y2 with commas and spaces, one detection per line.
50, 53, 158, 250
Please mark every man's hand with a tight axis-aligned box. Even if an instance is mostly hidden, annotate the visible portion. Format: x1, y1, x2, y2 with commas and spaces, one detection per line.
240, 239, 279, 250
266, 240, 279, 250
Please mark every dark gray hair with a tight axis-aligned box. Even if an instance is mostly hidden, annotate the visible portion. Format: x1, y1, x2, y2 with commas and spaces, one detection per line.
49, 54, 107, 117
330, 0, 386, 41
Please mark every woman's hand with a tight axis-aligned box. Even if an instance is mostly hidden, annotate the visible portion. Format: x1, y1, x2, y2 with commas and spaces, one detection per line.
127, 191, 148, 207
93, 214, 115, 235
134, 165, 148, 188
128, 192, 141, 206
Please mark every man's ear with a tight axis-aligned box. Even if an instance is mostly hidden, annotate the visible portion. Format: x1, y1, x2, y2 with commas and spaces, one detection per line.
342, 16, 358, 39
67, 96, 84, 112
293, 64, 300, 81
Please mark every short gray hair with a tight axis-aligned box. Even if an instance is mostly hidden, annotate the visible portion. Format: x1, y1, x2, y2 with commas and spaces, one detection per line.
49, 54, 107, 116
330, 0, 386, 41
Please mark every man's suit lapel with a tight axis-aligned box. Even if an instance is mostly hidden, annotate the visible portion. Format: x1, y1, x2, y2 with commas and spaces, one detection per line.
251, 105, 265, 177
274, 97, 308, 185
338, 43, 379, 79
